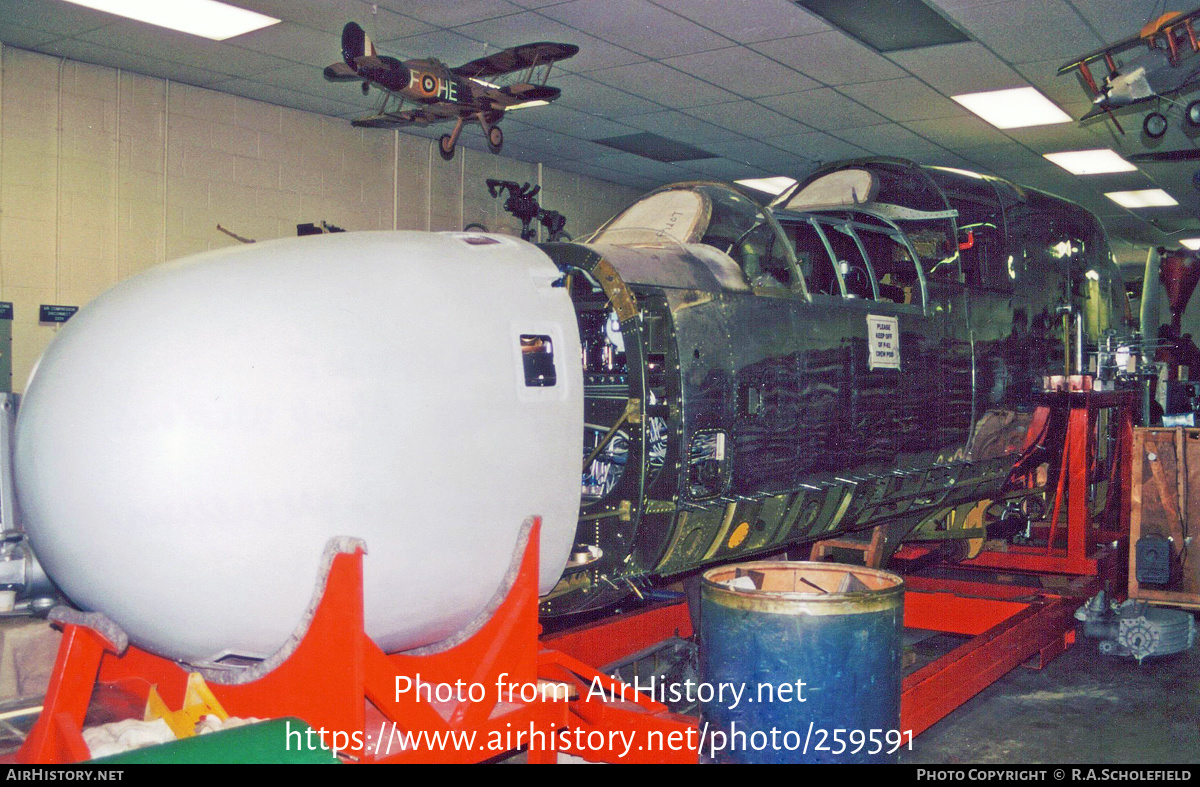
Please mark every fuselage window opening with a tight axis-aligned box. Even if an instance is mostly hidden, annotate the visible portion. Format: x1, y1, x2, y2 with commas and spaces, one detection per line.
819, 221, 876, 300
730, 222, 798, 290
941, 189, 1008, 290
780, 219, 842, 296
898, 218, 960, 283
855, 228, 923, 307
698, 187, 761, 255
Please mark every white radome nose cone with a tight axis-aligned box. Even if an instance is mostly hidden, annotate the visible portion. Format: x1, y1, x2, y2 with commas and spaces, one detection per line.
15, 231, 582, 665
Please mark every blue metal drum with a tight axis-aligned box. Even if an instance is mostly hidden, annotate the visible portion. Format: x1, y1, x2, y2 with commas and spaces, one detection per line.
699, 561, 904, 763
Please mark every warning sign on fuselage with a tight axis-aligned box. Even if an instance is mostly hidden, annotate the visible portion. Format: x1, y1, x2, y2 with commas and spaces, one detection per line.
867, 314, 900, 370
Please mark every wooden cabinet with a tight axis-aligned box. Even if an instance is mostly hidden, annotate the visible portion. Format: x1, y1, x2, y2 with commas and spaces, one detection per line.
1129, 427, 1200, 607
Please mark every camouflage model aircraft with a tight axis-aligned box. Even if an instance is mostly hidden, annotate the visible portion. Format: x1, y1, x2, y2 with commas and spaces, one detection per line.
324, 22, 578, 160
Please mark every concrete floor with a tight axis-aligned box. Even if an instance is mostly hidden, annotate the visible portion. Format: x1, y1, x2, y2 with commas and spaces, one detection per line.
903, 622, 1200, 765
2, 607, 1196, 764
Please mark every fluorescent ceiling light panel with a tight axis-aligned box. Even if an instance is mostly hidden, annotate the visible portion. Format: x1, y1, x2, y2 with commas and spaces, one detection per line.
1104, 189, 1178, 208
951, 87, 1071, 129
1179, 238, 1200, 250
1043, 149, 1137, 175
735, 177, 798, 195
62, 0, 280, 40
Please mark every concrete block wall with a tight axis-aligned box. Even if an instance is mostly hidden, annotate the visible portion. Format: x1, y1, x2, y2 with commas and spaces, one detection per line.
0, 44, 641, 392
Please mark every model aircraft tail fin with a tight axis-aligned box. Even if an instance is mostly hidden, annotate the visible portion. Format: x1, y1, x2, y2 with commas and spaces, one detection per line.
338, 22, 409, 92
342, 22, 372, 66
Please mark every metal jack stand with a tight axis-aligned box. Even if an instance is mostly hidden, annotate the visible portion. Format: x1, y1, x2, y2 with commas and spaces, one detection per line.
19, 518, 697, 764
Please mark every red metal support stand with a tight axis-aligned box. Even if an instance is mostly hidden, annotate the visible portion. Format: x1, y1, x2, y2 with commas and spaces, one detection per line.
967, 390, 1133, 575
19, 519, 697, 764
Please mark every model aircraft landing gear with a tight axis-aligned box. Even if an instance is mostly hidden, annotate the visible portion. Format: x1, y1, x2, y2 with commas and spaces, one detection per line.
1144, 111, 1169, 139
1187, 100, 1200, 128
487, 125, 504, 154
439, 134, 456, 161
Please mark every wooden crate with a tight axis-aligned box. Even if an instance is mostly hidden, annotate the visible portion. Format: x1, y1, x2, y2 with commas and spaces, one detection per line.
1129, 427, 1200, 607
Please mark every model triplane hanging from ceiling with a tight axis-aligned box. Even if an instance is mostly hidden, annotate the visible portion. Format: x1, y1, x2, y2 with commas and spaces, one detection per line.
1058, 7, 1200, 137
324, 22, 578, 160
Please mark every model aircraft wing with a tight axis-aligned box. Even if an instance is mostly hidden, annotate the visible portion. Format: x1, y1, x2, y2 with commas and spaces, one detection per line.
1057, 33, 1145, 76
453, 42, 579, 79
497, 84, 562, 103
350, 107, 446, 129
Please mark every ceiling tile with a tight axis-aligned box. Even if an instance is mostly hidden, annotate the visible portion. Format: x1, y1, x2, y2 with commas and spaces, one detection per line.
750, 130, 868, 164
685, 100, 812, 139
538, 0, 732, 59
77, 20, 295, 77
35, 39, 230, 87
886, 41, 1025, 94
383, 29, 494, 65
507, 0, 574, 7
231, 23, 342, 69
453, 12, 647, 73
1012, 58, 1090, 107
504, 127, 615, 159
902, 114, 1013, 147
0, 21, 61, 50
958, 142, 1047, 170
374, 0, 523, 28
586, 62, 738, 108
620, 110, 747, 146
1003, 116, 1112, 153
662, 46, 819, 98
920, 150, 984, 171
839, 77, 967, 122
589, 151, 699, 180
1067, 0, 1163, 44
753, 31, 907, 86
758, 88, 888, 132
232, 0, 429, 38
683, 157, 773, 181
550, 74, 665, 116
0, 0, 116, 36
513, 104, 640, 139
833, 123, 950, 159
651, 0, 831, 43
952, 0, 1104, 65
695, 137, 807, 170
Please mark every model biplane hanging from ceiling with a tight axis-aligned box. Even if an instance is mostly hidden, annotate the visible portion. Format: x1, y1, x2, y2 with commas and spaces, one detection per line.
1059, 7, 1200, 137
324, 22, 578, 160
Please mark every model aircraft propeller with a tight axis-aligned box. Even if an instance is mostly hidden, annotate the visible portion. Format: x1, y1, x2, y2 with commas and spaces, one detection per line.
324, 22, 578, 161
